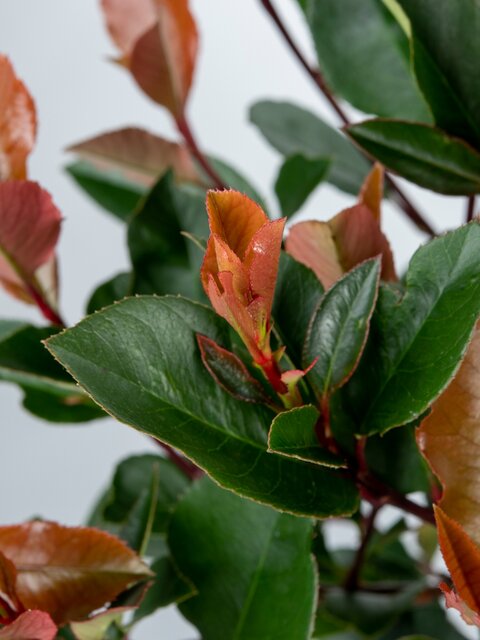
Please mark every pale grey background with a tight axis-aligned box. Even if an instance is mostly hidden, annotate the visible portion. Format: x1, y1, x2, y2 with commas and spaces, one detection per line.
0, 1, 468, 638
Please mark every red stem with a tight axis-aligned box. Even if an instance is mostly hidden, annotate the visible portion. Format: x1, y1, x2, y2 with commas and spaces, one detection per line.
176, 114, 226, 190
258, 0, 436, 237
26, 283, 65, 327
343, 502, 382, 591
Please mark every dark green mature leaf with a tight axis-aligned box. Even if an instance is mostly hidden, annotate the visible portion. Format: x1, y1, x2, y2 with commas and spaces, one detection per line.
305, 0, 430, 121
273, 253, 324, 368
380, 600, 468, 640
348, 223, 480, 435
398, 0, 480, 147
46, 296, 359, 517
66, 160, 146, 222
365, 424, 430, 494
86, 273, 132, 314
0, 321, 102, 423
275, 154, 330, 217
169, 477, 317, 640
250, 101, 370, 194
268, 405, 344, 467
347, 119, 480, 195
304, 259, 380, 398
127, 174, 207, 300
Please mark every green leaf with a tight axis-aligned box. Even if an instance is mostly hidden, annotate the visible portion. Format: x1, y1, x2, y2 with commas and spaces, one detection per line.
66, 160, 146, 222
275, 154, 330, 217
86, 273, 132, 315
169, 477, 317, 640
250, 101, 370, 194
347, 119, 480, 195
273, 253, 324, 368
0, 321, 103, 423
380, 600, 467, 640
304, 259, 380, 398
268, 405, 345, 467
365, 424, 430, 494
398, 0, 480, 146
348, 223, 480, 435
305, 0, 431, 121
46, 296, 359, 517
127, 174, 206, 300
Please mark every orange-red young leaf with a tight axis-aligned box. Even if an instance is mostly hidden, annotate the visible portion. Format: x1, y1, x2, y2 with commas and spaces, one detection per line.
0, 521, 152, 625
201, 190, 285, 363
0, 56, 37, 180
285, 164, 395, 289
109, 0, 198, 117
0, 181, 61, 303
359, 162, 384, 221
435, 507, 480, 615
418, 325, 480, 544
100, 0, 157, 59
68, 127, 202, 187
0, 611, 57, 640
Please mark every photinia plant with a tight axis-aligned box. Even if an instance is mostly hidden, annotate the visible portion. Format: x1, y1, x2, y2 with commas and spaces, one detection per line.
5, 0, 480, 638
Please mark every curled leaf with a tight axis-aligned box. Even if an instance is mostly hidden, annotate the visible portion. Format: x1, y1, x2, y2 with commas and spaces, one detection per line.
0, 55, 37, 180
0, 521, 152, 624
0, 181, 62, 303
0, 611, 56, 640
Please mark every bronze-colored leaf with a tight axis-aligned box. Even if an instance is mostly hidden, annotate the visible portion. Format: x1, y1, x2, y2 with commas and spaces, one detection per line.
0, 611, 56, 640
0, 56, 37, 180
0, 521, 152, 624
418, 325, 480, 544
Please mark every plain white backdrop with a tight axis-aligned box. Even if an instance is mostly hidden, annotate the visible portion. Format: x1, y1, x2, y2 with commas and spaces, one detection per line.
0, 1, 469, 638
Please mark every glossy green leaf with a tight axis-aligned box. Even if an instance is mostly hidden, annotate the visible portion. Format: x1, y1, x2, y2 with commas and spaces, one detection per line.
275, 154, 330, 217
46, 296, 359, 517
66, 160, 146, 222
250, 101, 370, 194
398, 0, 480, 146
169, 477, 317, 640
304, 259, 380, 398
305, 0, 430, 120
268, 405, 344, 467
348, 223, 480, 434
273, 253, 324, 368
21, 388, 104, 423
86, 273, 132, 315
347, 119, 480, 194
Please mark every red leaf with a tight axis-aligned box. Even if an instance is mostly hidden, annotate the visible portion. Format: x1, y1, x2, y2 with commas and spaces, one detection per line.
285, 165, 396, 289
0, 56, 37, 180
103, 0, 198, 117
0, 181, 61, 303
68, 127, 202, 187
0, 522, 152, 625
0, 611, 56, 640
440, 582, 480, 627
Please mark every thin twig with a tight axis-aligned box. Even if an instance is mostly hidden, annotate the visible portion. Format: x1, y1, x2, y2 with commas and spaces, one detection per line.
343, 502, 382, 591
176, 114, 226, 190
466, 195, 476, 222
258, 0, 436, 237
